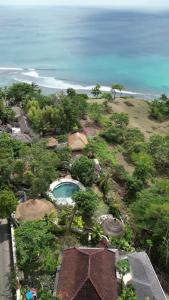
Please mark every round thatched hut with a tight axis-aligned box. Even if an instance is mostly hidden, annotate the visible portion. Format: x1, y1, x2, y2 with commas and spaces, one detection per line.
15, 199, 56, 221
98, 214, 124, 237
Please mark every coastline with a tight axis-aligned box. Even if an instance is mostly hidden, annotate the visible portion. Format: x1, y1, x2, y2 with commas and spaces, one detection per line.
0, 67, 156, 100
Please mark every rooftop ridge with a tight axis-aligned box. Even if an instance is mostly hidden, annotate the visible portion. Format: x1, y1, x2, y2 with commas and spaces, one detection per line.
72, 277, 102, 300
78, 248, 105, 256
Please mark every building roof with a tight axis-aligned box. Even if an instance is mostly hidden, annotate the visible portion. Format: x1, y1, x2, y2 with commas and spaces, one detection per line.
68, 132, 88, 151
99, 215, 124, 237
56, 247, 118, 300
128, 252, 167, 300
47, 137, 58, 148
15, 199, 56, 221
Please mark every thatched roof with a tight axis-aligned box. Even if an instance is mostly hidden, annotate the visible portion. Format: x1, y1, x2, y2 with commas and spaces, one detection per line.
15, 199, 56, 221
99, 215, 124, 236
47, 137, 58, 148
68, 132, 88, 151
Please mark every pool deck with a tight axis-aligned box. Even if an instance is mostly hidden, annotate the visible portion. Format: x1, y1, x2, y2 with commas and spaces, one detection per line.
48, 178, 85, 206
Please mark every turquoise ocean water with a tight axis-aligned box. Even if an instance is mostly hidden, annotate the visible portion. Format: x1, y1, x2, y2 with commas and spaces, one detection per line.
1, 6, 169, 96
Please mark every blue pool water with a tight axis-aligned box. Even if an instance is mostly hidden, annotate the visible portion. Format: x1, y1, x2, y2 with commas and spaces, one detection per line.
53, 182, 79, 199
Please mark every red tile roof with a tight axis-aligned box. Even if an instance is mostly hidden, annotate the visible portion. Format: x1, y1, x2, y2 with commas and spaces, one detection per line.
57, 247, 118, 300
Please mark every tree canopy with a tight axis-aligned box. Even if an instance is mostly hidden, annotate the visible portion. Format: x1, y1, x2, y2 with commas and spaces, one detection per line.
71, 155, 96, 186
0, 189, 18, 218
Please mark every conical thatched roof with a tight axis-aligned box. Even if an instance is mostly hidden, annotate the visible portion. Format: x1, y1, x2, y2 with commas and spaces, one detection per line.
15, 199, 56, 221
47, 137, 58, 148
99, 215, 124, 237
68, 132, 88, 151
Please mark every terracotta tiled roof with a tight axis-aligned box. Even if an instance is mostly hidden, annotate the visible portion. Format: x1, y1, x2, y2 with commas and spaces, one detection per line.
56, 247, 118, 300
68, 132, 88, 151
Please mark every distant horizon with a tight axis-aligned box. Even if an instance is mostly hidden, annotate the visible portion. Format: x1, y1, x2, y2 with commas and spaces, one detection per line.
0, 0, 169, 11
0, 3, 169, 12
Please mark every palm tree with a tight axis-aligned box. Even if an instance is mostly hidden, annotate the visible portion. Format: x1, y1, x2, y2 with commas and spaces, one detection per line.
111, 83, 124, 100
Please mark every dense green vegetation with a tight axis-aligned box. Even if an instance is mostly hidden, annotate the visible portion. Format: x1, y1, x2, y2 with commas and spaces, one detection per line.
0, 189, 18, 218
150, 94, 169, 120
15, 220, 60, 296
71, 155, 96, 186
1, 83, 169, 296
0, 133, 61, 198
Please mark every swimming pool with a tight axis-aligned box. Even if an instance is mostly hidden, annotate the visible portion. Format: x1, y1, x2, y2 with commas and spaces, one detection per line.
53, 182, 80, 199
48, 178, 85, 205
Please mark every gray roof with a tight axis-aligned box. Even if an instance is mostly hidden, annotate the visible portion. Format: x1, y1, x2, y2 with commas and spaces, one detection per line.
128, 252, 167, 300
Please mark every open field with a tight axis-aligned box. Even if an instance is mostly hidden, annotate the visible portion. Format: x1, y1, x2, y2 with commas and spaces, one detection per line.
90, 97, 169, 139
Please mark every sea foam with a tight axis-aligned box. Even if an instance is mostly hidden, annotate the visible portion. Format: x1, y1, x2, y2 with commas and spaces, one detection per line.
0, 66, 142, 95
14, 68, 142, 95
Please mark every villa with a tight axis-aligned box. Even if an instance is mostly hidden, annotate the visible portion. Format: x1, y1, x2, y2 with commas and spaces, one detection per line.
54, 247, 167, 300
54, 247, 118, 300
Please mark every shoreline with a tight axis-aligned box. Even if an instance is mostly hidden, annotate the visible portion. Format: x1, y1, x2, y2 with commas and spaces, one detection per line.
0, 67, 159, 100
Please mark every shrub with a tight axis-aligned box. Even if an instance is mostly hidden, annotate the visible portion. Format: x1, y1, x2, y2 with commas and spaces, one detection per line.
110, 112, 129, 128
71, 155, 96, 186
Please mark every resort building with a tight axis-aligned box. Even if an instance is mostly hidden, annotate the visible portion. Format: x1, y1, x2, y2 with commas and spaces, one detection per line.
54, 247, 118, 300
128, 252, 167, 300
54, 247, 167, 300
15, 199, 56, 221
68, 132, 88, 152
98, 214, 124, 236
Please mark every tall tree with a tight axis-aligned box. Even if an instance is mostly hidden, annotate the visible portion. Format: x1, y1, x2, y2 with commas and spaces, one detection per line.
0, 189, 18, 219
71, 155, 96, 186
72, 190, 98, 225
111, 83, 124, 100
91, 84, 101, 98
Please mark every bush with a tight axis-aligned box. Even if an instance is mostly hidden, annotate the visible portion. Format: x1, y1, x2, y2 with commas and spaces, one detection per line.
110, 112, 129, 128
84, 137, 116, 167
0, 189, 18, 218
123, 128, 145, 157
110, 224, 135, 252
132, 152, 155, 183
147, 134, 169, 174
101, 126, 125, 144
150, 94, 169, 121
73, 190, 98, 224
71, 155, 96, 186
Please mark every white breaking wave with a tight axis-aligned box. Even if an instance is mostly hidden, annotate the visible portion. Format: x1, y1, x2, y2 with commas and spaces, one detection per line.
15, 69, 142, 95
0, 67, 23, 71
22, 68, 39, 78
